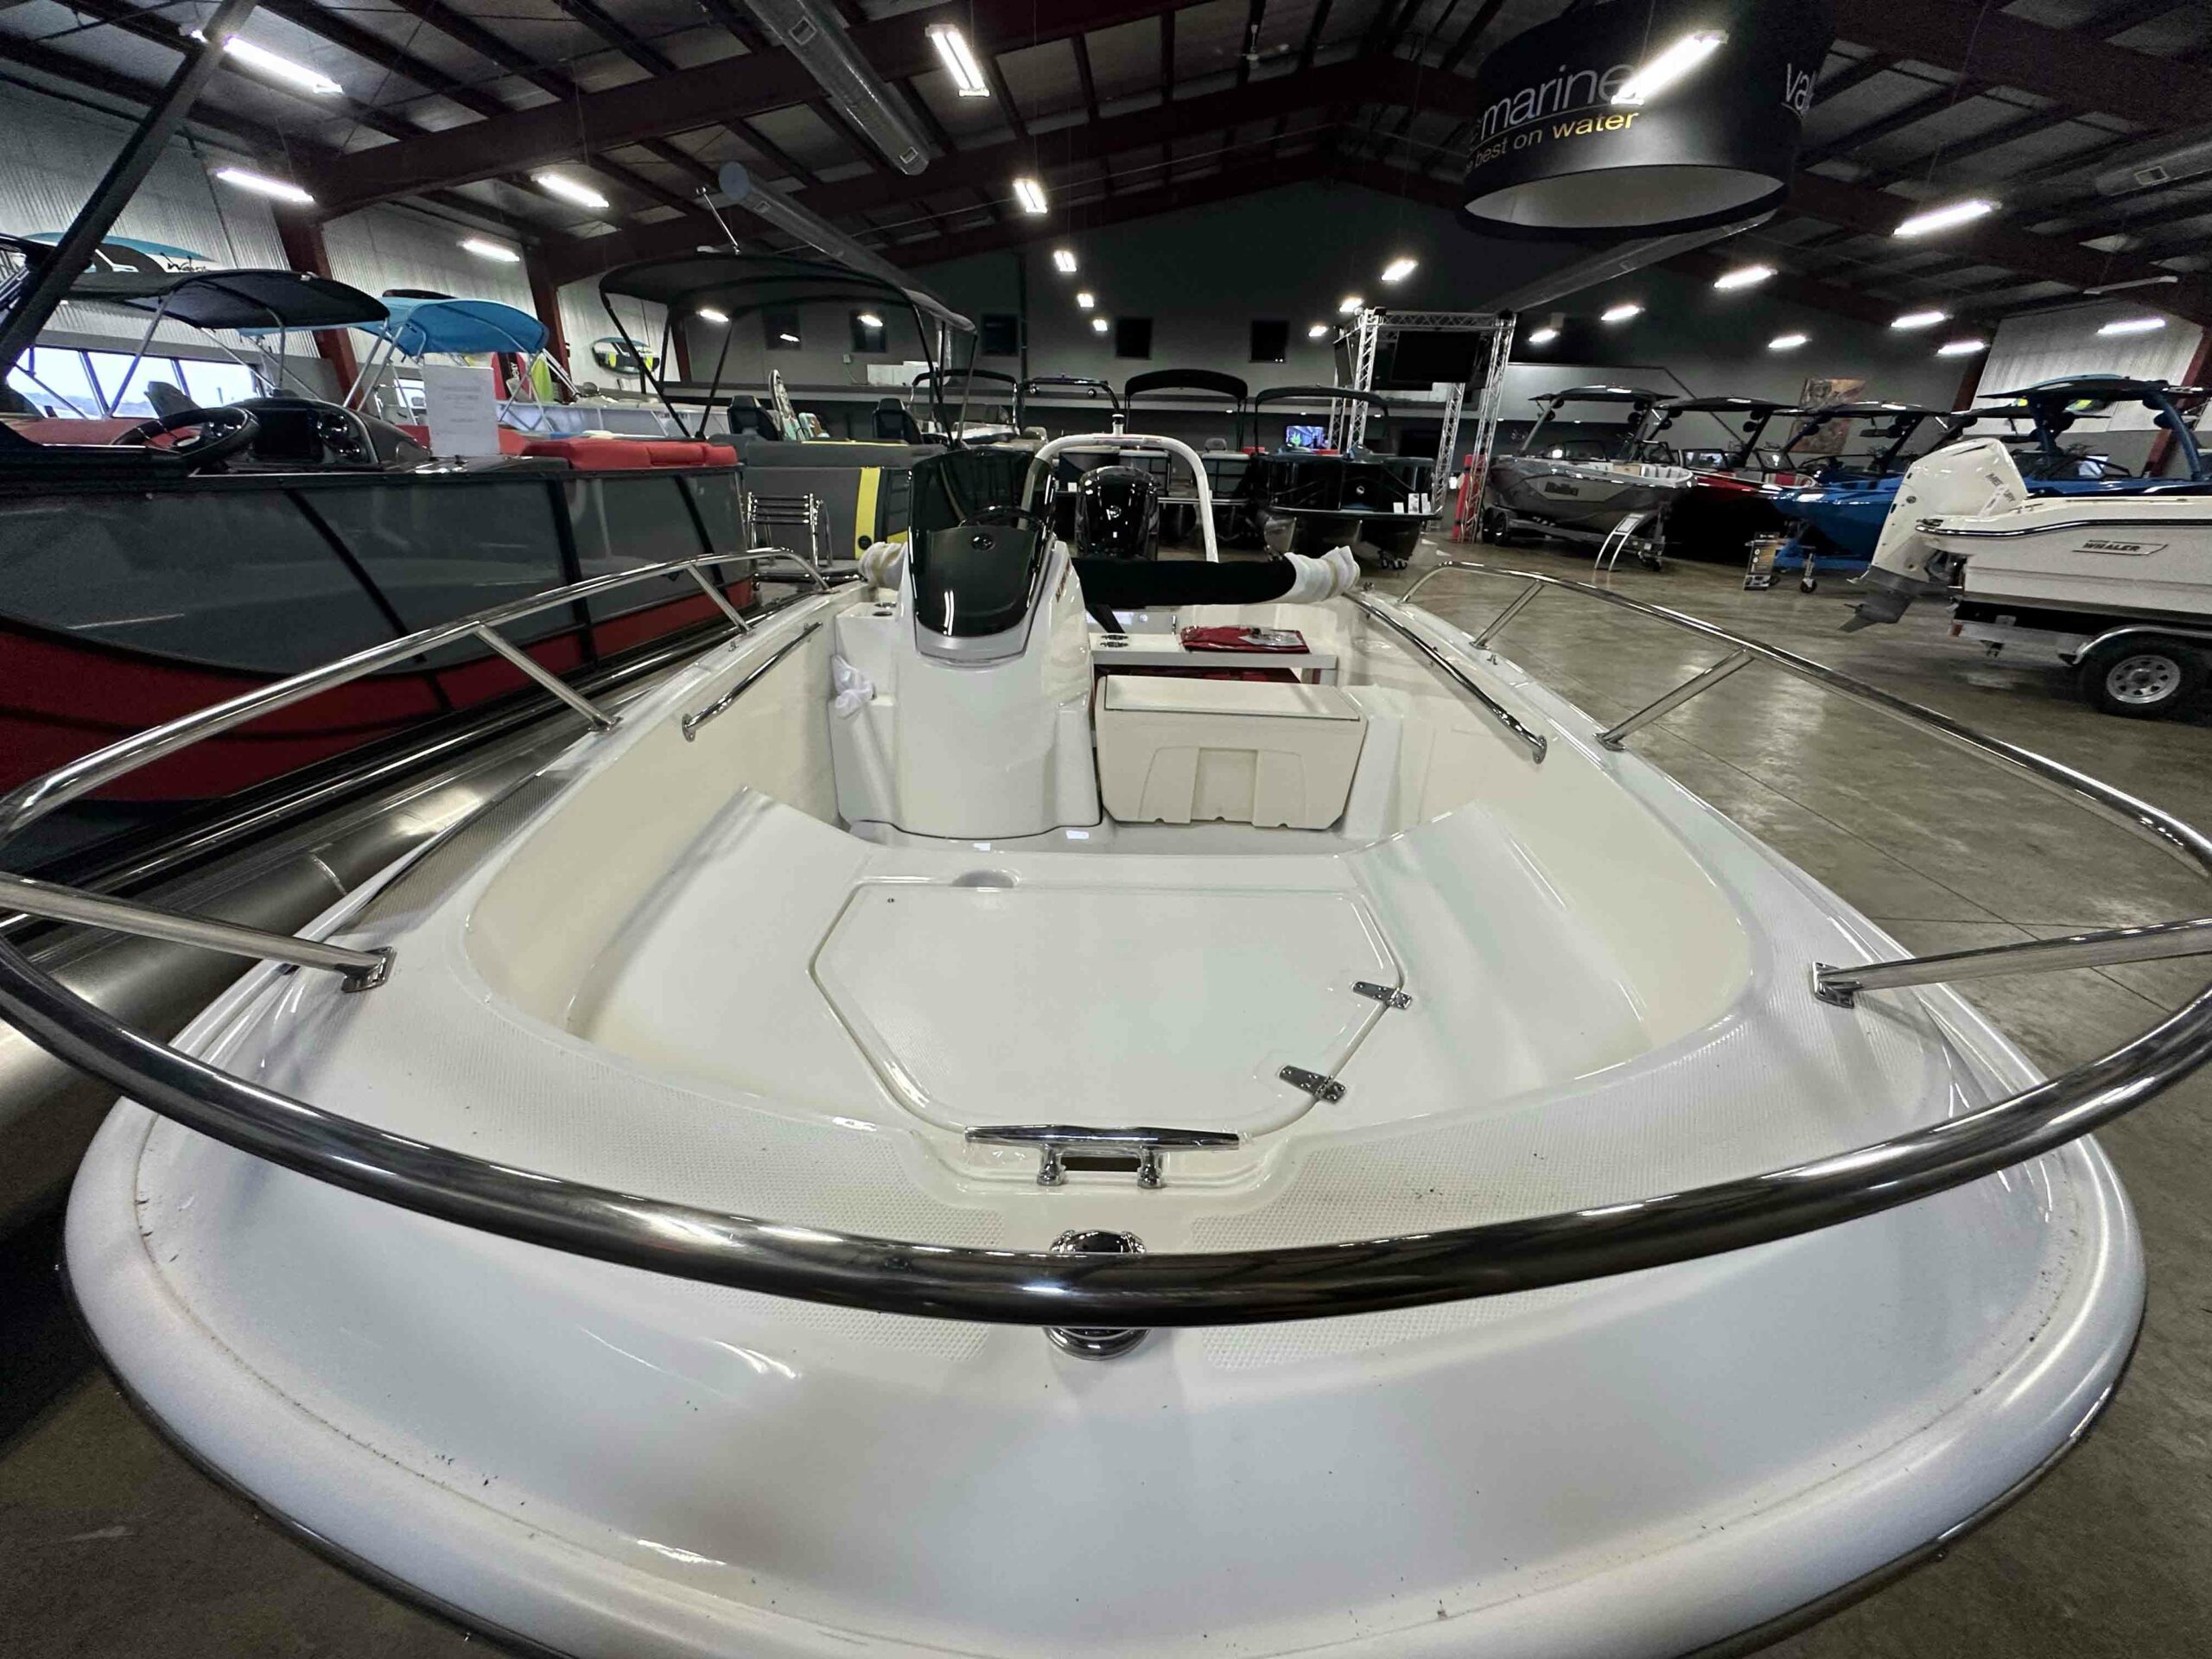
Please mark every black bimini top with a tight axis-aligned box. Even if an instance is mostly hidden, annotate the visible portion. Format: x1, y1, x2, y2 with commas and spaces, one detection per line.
1252, 385, 1389, 413
1998, 374, 2190, 408
1022, 375, 1122, 413
600, 251, 950, 331
1535, 385, 1665, 407
1123, 369, 1249, 405
916, 366, 1019, 392
1656, 396, 1793, 414
1797, 401, 1945, 422
68, 267, 387, 332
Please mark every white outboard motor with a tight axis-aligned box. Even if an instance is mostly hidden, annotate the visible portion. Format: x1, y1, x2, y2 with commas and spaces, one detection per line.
1846, 438, 2029, 628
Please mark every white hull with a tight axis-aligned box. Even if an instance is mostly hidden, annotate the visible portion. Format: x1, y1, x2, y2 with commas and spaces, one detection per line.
67, 584, 2143, 1659
1936, 493, 2212, 623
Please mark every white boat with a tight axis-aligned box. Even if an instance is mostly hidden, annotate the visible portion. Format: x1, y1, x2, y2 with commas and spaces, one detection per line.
1847, 436, 2212, 717
15, 432, 2212, 1659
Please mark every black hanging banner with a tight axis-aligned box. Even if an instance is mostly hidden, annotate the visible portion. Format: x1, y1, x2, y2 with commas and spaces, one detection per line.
1459, 0, 1836, 238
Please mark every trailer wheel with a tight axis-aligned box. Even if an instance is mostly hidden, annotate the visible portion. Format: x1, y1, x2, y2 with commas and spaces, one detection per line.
2078, 639, 2206, 719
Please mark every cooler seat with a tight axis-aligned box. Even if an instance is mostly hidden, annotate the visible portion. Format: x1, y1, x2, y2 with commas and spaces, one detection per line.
1095, 675, 1367, 829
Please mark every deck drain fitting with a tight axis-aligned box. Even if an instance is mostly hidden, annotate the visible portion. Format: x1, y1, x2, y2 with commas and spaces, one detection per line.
1045, 1230, 1149, 1360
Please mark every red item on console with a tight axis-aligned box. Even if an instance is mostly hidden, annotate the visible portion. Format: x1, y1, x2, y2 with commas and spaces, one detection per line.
1179, 625, 1308, 653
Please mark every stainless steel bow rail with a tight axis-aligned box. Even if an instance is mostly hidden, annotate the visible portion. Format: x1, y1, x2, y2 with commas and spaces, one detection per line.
1400, 559, 2212, 997
0, 556, 2209, 1326
0, 551, 810, 976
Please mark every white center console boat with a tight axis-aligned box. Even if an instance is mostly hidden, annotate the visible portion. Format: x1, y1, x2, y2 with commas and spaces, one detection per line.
11, 431, 2211, 1659
1847, 435, 2212, 717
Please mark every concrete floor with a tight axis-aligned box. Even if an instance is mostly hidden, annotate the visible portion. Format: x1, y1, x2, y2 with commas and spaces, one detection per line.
2, 538, 2208, 1656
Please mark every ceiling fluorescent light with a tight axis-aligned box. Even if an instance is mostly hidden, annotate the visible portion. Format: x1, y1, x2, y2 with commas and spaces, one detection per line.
1768, 333, 1809, 351
779, 332, 799, 343
1013, 176, 1048, 215
220, 36, 341, 96
1338, 294, 1363, 315
212, 167, 314, 205
1306, 322, 1330, 339
1890, 308, 1948, 330
696, 307, 729, 324
1527, 326, 1560, 344
1600, 302, 1643, 322
856, 312, 882, 328
535, 171, 610, 211
1052, 248, 1077, 274
1894, 198, 1998, 238
926, 23, 992, 98
1936, 338, 1988, 356
1713, 264, 1775, 290
1380, 257, 1417, 283
461, 237, 520, 263
1076, 290, 1095, 309
1611, 30, 1727, 106
2098, 315, 2168, 335
1092, 316, 1110, 334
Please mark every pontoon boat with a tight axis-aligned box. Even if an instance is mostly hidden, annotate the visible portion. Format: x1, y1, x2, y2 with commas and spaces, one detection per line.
0, 257, 763, 866
29, 424, 2210, 1659
1237, 385, 1433, 569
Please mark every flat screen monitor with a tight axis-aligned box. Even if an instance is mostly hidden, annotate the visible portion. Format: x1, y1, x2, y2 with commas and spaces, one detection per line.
1286, 423, 1326, 449
1376, 330, 1482, 390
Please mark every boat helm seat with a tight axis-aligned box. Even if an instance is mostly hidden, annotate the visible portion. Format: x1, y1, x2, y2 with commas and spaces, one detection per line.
874, 399, 925, 444
728, 396, 780, 439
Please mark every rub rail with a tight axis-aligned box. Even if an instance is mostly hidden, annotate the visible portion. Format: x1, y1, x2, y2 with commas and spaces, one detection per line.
0, 561, 2206, 1325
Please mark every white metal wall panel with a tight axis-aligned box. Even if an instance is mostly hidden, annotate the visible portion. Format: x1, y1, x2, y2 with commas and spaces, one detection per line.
0, 80, 289, 356
559, 281, 667, 391
322, 209, 535, 315
1973, 302, 2207, 430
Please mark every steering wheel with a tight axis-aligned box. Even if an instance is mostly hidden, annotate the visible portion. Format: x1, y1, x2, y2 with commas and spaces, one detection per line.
111, 404, 260, 470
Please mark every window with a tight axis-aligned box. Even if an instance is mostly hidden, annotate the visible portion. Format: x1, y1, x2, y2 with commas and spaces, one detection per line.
6, 346, 101, 417
849, 310, 887, 353
3, 347, 256, 418
1114, 317, 1153, 359
980, 313, 1021, 356
1249, 320, 1289, 364
764, 308, 802, 351
178, 357, 256, 407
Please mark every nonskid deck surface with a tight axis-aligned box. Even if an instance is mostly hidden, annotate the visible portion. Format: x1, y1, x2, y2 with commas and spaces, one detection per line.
67, 591, 2146, 1659
216, 593, 1986, 1246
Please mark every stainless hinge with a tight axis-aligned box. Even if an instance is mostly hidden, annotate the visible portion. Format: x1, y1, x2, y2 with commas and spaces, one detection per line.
1353, 980, 1412, 1009
1278, 1065, 1346, 1103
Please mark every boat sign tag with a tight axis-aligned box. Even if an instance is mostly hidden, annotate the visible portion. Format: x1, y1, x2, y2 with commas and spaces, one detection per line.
2074, 539, 2165, 556
420, 362, 501, 458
